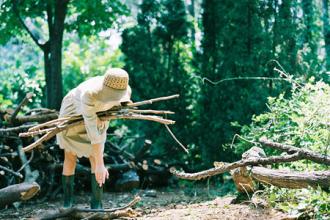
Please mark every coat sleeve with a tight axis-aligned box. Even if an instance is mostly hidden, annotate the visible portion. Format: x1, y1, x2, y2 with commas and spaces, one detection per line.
80, 91, 103, 145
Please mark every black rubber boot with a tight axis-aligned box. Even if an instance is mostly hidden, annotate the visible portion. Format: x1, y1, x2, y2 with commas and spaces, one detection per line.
90, 174, 103, 209
62, 175, 74, 208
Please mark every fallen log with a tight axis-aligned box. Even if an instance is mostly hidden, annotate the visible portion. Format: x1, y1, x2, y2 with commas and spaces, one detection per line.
171, 146, 330, 191
231, 147, 330, 192
39, 196, 141, 220
0, 182, 40, 207
170, 151, 301, 180
250, 167, 330, 189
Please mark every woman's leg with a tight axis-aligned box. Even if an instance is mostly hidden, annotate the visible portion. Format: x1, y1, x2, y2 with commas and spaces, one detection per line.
62, 151, 77, 208
63, 151, 77, 175
89, 156, 103, 209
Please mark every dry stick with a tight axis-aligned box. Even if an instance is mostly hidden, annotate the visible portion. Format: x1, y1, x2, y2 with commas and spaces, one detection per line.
27, 94, 179, 132
129, 109, 174, 114
259, 137, 330, 166
40, 196, 141, 220
127, 94, 179, 107
0, 124, 35, 136
0, 164, 23, 178
23, 130, 57, 152
21, 114, 174, 138
10, 92, 33, 123
164, 124, 189, 154
170, 153, 300, 180
28, 116, 78, 132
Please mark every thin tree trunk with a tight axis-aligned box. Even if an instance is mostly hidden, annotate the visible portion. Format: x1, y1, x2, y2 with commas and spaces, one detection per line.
46, 0, 68, 110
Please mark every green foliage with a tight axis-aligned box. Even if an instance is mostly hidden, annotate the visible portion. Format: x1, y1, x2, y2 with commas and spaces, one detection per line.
264, 187, 329, 219
67, 1, 129, 36
0, 0, 129, 42
235, 80, 330, 170
62, 36, 125, 94
0, 37, 44, 108
233, 80, 330, 217
121, 0, 198, 160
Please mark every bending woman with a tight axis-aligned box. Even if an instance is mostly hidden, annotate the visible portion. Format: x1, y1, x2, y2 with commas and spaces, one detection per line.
56, 68, 132, 209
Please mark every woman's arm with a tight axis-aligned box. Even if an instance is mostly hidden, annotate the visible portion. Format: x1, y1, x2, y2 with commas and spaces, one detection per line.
81, 91, 109, 186
92, 143, 109, 187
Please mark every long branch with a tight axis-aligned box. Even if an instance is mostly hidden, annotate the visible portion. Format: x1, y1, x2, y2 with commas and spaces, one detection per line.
170, 153, 300, 180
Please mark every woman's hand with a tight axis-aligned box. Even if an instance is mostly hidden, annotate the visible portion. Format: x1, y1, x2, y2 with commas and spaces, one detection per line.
95, 164, 109, 187
92, 143, 109, 186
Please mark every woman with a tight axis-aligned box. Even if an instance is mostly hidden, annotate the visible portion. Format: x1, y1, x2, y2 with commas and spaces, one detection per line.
56, 68, 132, 209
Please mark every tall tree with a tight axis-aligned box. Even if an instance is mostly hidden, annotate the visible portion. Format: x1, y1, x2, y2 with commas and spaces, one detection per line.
195, 0, 271, 166
0, 0, 128, 109
121, 0, 195, 158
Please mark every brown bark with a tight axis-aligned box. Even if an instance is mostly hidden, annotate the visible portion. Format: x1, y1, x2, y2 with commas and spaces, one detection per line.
0, 182, 40, 207
251, 167, 330, 189
170, 151, 301, 180
232, 147, 330, 192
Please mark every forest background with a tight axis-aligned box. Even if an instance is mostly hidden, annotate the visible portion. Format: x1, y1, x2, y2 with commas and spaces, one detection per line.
1, 0, 329, 218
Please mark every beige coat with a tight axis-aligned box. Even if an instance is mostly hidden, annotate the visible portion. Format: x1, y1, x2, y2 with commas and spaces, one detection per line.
56, 76, 131, 158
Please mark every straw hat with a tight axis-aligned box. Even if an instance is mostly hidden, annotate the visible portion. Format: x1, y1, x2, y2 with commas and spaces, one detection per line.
97, 68, 131, 103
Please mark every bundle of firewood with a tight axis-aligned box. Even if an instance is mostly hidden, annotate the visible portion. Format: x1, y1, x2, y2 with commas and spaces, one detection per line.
19, 94, 178, 152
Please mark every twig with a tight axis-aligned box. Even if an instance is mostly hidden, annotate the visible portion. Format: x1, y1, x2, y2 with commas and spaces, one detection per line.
0, 164, 23, 178
164, 125, 189, 154
127, 94, 179, 107
10, 92, 34, 123
23, 130, 57, 152
40, 196, 141, 220
0, 124, 35, 136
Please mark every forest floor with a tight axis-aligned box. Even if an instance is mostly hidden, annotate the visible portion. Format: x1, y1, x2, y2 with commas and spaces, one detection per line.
0, 186, 291, 220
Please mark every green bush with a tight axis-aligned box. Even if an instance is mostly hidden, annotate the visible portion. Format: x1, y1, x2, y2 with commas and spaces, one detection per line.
233, 79, 330, 218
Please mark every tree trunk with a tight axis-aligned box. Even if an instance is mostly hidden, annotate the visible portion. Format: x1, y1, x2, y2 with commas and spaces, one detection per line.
45, 0, 68, 110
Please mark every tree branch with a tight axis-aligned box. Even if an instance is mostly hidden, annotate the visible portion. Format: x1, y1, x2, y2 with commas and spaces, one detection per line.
259, 137, 330, 166
170, 153, 301, 180
12, 0, 46, 50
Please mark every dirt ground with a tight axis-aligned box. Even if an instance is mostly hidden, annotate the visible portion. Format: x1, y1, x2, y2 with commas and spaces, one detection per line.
0, 186, 291, 220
